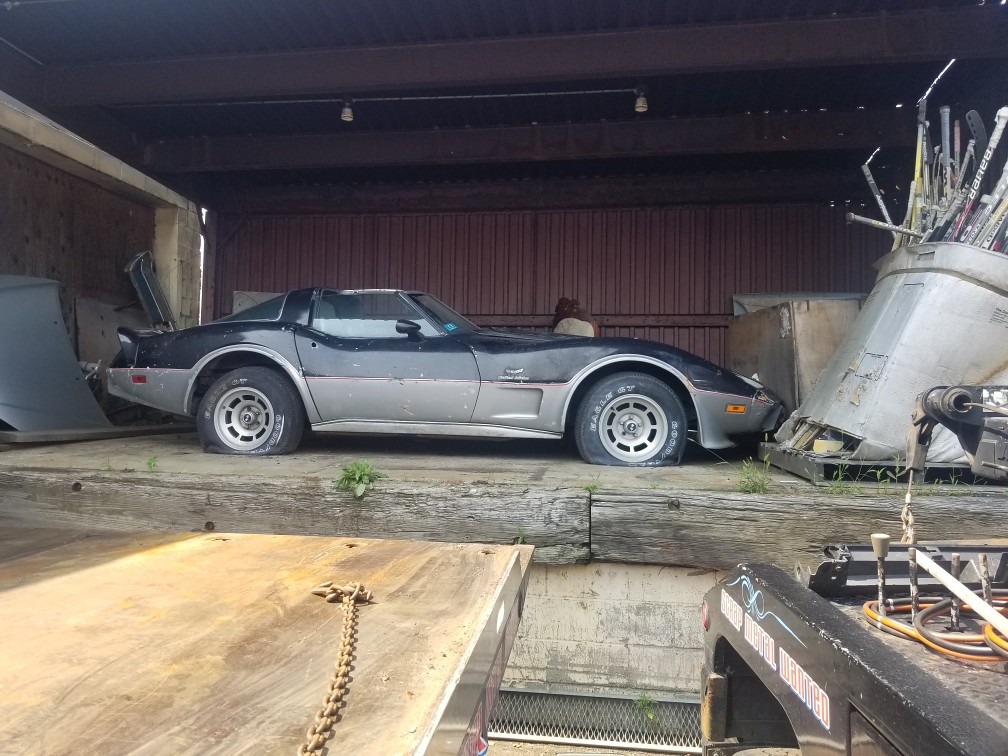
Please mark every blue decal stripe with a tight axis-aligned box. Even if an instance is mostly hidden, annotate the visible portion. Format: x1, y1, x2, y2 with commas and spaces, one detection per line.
727, 575, 807, 648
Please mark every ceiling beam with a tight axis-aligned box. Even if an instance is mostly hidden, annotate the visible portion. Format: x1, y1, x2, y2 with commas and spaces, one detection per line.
0, 38, 146, 166
203, 170, 872, 215
0, 36, 44, 103
42, 7, 1008, 107
143, 110, 913, 173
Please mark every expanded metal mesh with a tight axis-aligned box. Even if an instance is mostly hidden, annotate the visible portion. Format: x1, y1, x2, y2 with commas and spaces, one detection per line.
488, 688, 702, 753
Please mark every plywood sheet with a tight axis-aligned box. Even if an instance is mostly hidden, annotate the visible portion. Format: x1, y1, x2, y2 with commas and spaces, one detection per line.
0, 525, 529, 755
75, 297, 150, 365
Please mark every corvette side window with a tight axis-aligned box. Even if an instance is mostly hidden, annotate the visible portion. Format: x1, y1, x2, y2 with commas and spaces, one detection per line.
312, 292, 438, 338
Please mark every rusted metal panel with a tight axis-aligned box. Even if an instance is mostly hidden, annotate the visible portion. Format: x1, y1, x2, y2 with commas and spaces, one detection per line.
213, 204, 887, 364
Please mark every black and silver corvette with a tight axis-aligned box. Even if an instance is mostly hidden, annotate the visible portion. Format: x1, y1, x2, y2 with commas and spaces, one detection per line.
108, 288, 782, 466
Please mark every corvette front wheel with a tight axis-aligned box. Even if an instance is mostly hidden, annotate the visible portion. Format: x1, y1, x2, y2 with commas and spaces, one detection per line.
574, 372, 687, 466
197, 367, 304, 455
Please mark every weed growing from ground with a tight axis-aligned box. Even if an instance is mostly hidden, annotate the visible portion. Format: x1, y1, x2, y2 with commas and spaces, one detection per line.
922, 471, 977, 497
335, 459, 387, 499
739, 456, 771, 494
823, 464, 858, 495
634, 692, 657, 727
145, 455, 158, 472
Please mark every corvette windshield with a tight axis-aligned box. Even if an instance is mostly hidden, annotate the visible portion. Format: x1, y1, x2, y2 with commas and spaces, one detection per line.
409, 293, 479, 333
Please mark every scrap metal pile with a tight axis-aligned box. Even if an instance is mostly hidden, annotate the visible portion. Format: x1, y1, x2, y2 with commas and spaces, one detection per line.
776, 100, 1008, 467
849, 102, 1008, 252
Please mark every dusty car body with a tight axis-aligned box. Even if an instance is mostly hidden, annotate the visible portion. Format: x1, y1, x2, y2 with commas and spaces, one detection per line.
108, 288, 782, 466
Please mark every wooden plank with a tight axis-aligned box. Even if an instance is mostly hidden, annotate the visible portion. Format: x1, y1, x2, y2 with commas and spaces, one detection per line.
0, 469, 590, 564
728, 304, 799, 413
0, 143, 152, 347
590, 488, 1008, 571
728, 299, 863, 417
6, 467, 1005, 573
74, 296, 150, 365
0, 523, 532, 755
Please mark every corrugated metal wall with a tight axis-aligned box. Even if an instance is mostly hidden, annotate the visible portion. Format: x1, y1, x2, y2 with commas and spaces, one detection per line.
213, 204, 887, 364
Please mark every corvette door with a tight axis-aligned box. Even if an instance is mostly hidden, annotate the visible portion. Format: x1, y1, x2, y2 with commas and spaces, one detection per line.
295, 291, 480, 424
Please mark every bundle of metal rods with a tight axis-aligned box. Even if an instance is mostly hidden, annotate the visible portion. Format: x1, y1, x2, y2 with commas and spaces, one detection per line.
864, 535, 1008, 662
850, 102, 1008, 253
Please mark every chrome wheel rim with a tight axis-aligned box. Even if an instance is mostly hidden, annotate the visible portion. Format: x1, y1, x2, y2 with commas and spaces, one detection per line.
213, 386, 275, 451
598, 393, 669, 463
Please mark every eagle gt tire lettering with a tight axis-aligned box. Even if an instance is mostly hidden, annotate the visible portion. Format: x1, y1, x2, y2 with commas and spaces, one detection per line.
574, 372, 686, 466
197, 366, 304, 455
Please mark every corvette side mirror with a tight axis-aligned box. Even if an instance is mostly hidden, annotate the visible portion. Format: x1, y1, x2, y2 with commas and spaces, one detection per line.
395, 319, 424, 340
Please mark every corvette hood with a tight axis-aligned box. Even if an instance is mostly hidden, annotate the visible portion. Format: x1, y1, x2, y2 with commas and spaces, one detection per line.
458, 329, 768, 397
479, 327, 585, 342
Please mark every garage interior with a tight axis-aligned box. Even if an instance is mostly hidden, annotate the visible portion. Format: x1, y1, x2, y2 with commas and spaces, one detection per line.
2, 1, 1005, 364
2, 1, 1008, 753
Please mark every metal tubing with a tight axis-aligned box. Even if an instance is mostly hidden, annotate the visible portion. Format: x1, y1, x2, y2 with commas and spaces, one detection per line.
862, 164, 895, 233
980, 554, 993, 604
908, 546, 920, 621
954, 118, 961, 188
914, 550, 1008, 638
950, 553, 962, 630
871, 533, 890, 626
941, 106, 952, 201
846, 212, 923, 238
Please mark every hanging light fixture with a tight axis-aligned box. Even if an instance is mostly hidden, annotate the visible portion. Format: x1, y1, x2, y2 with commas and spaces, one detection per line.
634, 87, 648, 114
340, 100, 354, 122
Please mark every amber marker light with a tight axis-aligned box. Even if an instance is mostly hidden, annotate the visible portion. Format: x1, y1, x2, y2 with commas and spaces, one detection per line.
701, 600, 710, 630
725, 404, 746, 413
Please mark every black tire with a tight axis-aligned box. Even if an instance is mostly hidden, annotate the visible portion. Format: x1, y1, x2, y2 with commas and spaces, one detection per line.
196, 366, 304, 455
574, 372, 687, 467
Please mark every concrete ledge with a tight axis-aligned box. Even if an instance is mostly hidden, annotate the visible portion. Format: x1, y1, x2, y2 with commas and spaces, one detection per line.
3, 433, 1008, 570
0, 91, 190, 210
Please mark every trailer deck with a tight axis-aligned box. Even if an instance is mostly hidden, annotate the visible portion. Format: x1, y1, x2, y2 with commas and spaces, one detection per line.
0, 522, 532, 755
702, 563, 1008, 756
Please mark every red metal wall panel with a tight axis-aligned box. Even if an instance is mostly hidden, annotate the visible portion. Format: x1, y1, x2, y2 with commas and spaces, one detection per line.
213, 204, 887, 364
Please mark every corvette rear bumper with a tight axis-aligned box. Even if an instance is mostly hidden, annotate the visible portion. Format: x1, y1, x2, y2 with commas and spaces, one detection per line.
107, 367, 194, 416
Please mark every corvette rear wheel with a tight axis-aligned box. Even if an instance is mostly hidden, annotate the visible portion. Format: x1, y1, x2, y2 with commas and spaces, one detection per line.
197, 367, 304, 455
574, 372, 686, 466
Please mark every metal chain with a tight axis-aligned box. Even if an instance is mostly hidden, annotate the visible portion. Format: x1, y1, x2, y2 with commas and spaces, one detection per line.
297, 582, 373, 756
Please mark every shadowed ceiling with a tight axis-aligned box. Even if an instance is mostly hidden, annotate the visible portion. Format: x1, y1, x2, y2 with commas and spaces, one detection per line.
1, 0, 1006, 207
